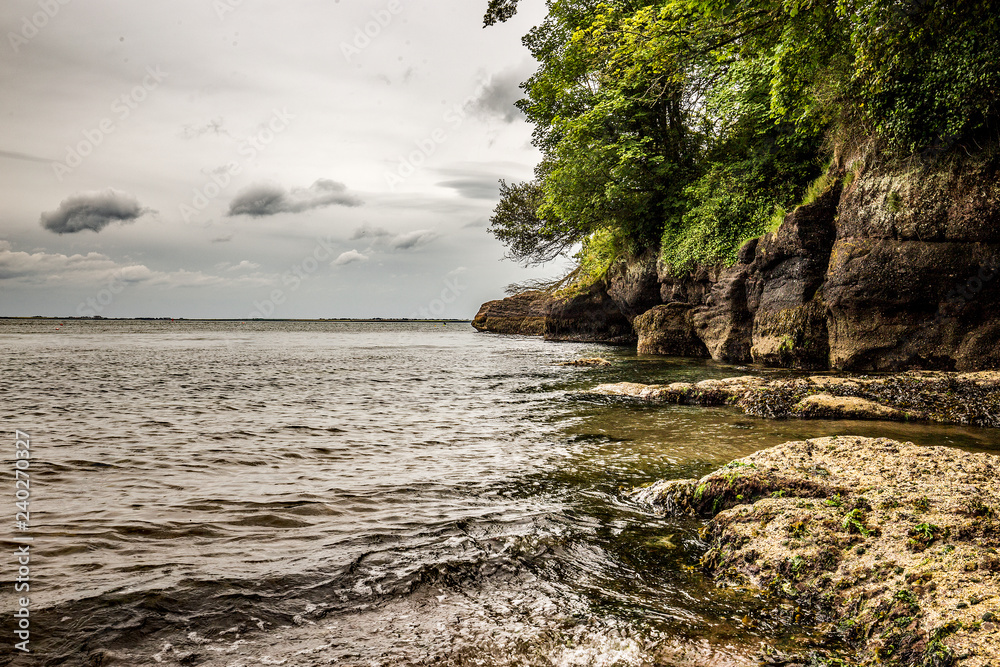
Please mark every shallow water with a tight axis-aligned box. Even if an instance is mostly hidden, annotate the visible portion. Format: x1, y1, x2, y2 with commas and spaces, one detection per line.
2, 320, 997, 666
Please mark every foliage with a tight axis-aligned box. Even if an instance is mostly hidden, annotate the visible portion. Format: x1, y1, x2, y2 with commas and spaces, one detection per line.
842, 508, 872, 537
485, 0, 999, 280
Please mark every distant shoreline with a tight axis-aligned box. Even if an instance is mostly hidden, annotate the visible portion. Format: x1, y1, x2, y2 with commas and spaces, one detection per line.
0, 317, 472, 323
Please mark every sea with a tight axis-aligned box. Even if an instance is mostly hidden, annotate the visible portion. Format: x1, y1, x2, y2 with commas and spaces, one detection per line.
2, 319, 998, 666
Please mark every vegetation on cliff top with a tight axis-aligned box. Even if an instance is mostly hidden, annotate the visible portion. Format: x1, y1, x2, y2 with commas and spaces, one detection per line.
485, 0, 1000, 279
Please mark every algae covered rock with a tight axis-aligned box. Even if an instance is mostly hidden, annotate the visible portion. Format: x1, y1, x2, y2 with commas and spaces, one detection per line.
791, 393, 907, 420
633, 436, 1000, 667
591, 371, 1000, 427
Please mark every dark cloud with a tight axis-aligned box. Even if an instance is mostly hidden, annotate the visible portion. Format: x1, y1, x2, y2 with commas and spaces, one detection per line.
470, 67, 529, 123
228, 179, 363, 217
350, 224, 392, 241
436, 177, 500, 200
40, 189, 147, 234
390, 229, 438, 250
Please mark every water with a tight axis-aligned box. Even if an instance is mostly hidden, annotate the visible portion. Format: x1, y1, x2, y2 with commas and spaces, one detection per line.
2, 320, 998, 666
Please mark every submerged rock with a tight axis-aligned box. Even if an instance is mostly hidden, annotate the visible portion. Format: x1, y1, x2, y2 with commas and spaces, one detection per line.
632, 436, 1000, 667
791, 393, 906, 420
557, 358, 612, 367
588, 376, 767, 405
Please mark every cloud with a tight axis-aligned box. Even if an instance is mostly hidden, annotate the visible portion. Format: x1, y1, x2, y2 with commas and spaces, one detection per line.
470, 66, 530, 123
350, 224, 392, 241
436, 177, 500, 200
40, 189, 148, 234
390, 229, 438, 250
349, 224, 439, 251
227, 179, 362, 217
0, 242, 272, 288
217, 260, 260, 272
333, 249, 368, 266
0, 149, 50, 164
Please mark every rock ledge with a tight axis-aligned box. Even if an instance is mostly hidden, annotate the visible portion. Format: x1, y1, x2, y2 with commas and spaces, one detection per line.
586, 371, 1000, 427
633, 436, 1000, 667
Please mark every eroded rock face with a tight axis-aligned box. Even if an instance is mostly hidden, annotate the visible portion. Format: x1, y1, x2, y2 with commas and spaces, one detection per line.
747, 184, 839, 369
543, 281, 636, 344
824, 153, 1000, 371
691, 263, 754, 363
474, 151, 1000, 369
606, 249, 662, 321
471, 291, 550, 336
657, 260, 722, 305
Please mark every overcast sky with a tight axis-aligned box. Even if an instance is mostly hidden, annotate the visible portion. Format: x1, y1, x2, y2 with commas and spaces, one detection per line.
0, 0, 566, 318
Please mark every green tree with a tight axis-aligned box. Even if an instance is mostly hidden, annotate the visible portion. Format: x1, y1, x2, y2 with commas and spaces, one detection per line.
486, 0, 1000, 281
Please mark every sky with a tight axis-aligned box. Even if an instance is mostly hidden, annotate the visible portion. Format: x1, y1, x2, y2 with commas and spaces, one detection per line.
0, 0, 568, 319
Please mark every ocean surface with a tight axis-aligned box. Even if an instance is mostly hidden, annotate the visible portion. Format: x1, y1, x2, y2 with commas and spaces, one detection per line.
2, 320, 999, 666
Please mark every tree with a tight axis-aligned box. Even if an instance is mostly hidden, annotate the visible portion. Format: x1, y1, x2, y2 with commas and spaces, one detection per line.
488, 178, 585, 265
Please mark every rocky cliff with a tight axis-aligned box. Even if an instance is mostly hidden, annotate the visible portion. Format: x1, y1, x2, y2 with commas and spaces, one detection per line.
474, 150, 1000, 370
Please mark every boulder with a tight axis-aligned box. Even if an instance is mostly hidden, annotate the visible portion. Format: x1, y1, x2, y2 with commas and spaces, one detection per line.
633, 303, 708, 357
633, 436, 1000, 667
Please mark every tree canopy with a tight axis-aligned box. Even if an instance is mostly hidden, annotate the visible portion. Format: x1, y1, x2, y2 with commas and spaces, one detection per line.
486, 0, 1000, 278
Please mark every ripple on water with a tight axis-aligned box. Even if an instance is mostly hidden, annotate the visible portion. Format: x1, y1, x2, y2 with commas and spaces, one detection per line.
2, 319, 998, 666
